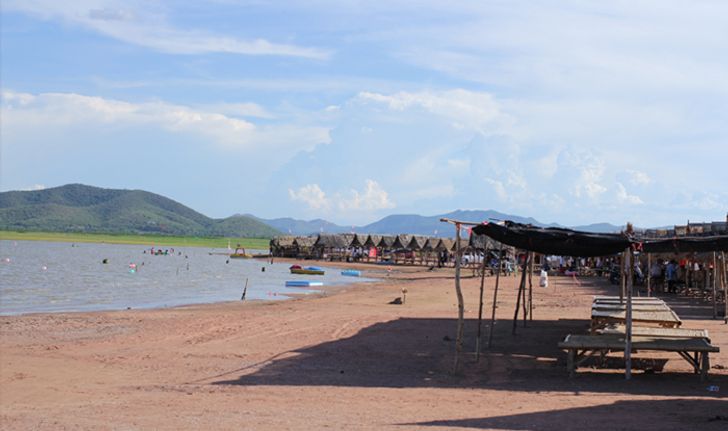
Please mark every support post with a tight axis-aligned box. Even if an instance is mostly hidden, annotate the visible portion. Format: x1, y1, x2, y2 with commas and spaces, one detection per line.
625, 248, 633, 380
475, 247, 489, 362
453, 223, 465, 373
528, 254, 534, 321
713, 252, 718, 319
512, 252, 529, 335
647, 253, 652, 297
620, 251, 626, 304
521, 252, 530, 327
488, 243, 504, 348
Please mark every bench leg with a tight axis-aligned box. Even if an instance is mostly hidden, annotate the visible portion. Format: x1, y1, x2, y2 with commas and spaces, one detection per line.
567, 349, 576, 378
700, 352, 710, 381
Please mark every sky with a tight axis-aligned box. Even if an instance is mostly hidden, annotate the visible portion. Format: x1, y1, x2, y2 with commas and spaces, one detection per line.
1, 0, 727, 227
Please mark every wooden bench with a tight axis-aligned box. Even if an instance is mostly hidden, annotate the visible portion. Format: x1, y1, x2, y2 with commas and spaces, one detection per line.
558, 334, 719, 380
592, 303, 671, 312
595, 325, 710, 342
591, 309, 681, 331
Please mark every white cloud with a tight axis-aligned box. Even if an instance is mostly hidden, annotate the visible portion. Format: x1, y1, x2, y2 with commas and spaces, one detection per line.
338, 180, 395, 211
288, 184, 330, 210
20, 184, 46, 191
615, 182, 644, 205
626, 169, 652, 186
355, 89, 512, 135
4, 0, 330, 59
1, 90, 329, 153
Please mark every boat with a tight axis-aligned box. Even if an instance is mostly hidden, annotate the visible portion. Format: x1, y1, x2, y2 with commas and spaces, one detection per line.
285, 280, 324, 287
289, 265, 325, 275
230, 245, 252, 259
341, 269, 361, 277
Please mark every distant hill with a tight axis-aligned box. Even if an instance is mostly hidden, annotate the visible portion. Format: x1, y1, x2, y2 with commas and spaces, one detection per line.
0, 184, 280, 238
250, 209, 620, 237
248, 216, 351, 235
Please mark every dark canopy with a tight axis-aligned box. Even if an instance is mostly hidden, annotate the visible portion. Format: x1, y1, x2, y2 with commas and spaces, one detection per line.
471, 221, 631, 257
642, 236, 728, 253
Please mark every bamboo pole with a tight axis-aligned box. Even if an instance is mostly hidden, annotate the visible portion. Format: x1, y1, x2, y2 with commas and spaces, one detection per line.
620, 251, 626, 304
625, 248, 633, 380
512, 252, 529, 335
647, 253, 652, 297
453, 223, 465, 373
713, 252, 718, 319
487, 243, 504, 348
521, 252, 530, 327
528, 254, 534, 321
475, 246, 489, 362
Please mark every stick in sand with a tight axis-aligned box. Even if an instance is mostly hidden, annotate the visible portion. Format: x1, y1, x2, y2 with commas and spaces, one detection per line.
475, 246, 489, 362
241, 278, 248, 301
487, 243, 504, 349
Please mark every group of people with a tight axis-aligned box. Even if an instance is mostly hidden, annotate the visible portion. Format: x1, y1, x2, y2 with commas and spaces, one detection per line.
648, 258, 715, 294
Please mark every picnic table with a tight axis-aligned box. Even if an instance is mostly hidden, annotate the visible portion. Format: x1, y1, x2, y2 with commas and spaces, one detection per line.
595, 325, 711, 342
591, 308, 681, 331
558, 334, 719, 380
592, 303, 671, 312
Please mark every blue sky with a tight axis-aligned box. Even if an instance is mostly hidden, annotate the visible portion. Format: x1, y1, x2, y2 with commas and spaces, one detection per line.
1, 1, 726, 226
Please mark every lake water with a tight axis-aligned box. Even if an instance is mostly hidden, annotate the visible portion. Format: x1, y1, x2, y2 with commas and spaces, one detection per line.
0, 240, 375, 315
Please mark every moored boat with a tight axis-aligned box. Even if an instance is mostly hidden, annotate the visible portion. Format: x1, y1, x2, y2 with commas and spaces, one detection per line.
289, 265, 325, 275
285, 280, 324, 287
341, 269, 361, 277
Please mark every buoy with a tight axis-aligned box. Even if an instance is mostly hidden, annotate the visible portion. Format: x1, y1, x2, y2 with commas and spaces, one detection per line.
261, 267, 266, 272
42, 266, 48, 271
102, 258, 109, 264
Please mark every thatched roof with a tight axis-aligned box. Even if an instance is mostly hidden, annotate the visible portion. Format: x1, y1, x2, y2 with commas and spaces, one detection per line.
450, 238, 469, 252
392, 234, 414, 249
314, 234, 348, 248
272, 235, 296, 247
469, 233, 499, 250
352, 233, 369, 247
339, 233, 356, 247
293, 236, 316, 247
378, 235, 396, 248
436, 238, 455, 251
422, 237, 440, 251
407, 235, 429, 250
364, 234, 382, 248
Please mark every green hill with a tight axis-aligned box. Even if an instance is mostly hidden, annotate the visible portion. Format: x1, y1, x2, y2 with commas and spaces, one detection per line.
0, 184, 280, 238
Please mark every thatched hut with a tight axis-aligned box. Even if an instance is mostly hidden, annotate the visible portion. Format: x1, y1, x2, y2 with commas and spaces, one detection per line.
352, 233, 369, 248
392, 234, 414, 250
377, 235, 396, 249
293, 236, 317, 259
314, 234, 349, 260
339, 233, 356, 248
407, 235, 429, 250
270, 235, 296, 257
364, 234, 382, 248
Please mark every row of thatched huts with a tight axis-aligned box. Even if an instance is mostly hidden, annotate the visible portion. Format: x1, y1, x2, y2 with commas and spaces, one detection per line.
270, 232, 504, 265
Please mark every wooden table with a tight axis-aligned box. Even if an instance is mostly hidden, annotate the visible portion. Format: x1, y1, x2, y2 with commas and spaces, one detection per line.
591, 308, 681, 331
595, 325, 710, 342
558, 333, 719, 380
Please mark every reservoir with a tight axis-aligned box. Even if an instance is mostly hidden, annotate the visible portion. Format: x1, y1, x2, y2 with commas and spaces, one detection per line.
0, 240, 375, 315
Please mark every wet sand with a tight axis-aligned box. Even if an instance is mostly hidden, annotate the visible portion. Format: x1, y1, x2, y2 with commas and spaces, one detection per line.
1, 261, 726, 430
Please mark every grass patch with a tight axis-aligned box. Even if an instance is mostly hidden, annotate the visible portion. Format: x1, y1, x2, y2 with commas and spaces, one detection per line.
0, 231, 271, 250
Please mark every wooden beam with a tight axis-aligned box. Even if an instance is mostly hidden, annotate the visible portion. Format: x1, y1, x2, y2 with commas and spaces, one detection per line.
475, 247, 489, 362
488, 243, 504, 348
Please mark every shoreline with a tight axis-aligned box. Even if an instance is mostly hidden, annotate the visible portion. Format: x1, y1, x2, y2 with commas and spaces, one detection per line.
2, 264, 725, 430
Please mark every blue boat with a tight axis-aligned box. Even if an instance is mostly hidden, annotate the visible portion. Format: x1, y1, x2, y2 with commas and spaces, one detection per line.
285, 280, 324, 287
341, 269, 361, 277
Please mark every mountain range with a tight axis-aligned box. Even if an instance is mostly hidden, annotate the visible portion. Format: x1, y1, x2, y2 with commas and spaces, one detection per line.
0, 184, 624, 238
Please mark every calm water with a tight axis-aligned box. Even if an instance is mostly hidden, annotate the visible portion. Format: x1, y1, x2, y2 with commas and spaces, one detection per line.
0, 240, 375, 315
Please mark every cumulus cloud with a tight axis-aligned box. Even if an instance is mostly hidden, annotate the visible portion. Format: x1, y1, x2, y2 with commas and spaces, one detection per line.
339, 180, 395, 211
288, 180, 395, 214
626, 169, 652, 186
615, 182, 644, 205
1, 90, 329, 153
288, 184, 330, 210
355, 89, 513, 135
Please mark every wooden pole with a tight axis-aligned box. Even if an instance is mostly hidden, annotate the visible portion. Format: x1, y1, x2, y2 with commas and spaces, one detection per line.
647, 253, 652, 297
625, 248, 633, 380
512, 252, 528, 335
453, 223, 465, 373
620, 251, 626, 304
475, 246, 489, 362
487, 243, 504, 348
722, 252, 727, 324
521, 252, 530, 327
713, 252, 718, 319
528, 254, 534, 321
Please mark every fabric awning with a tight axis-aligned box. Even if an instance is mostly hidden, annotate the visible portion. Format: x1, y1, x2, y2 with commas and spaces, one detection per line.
642, 236, 728, 253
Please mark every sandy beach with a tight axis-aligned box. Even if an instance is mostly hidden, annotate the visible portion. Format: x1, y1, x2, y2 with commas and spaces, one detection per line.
1, 261, 726, 430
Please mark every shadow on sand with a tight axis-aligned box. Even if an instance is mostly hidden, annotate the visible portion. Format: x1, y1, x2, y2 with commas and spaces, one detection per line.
399, 398, 728, 431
